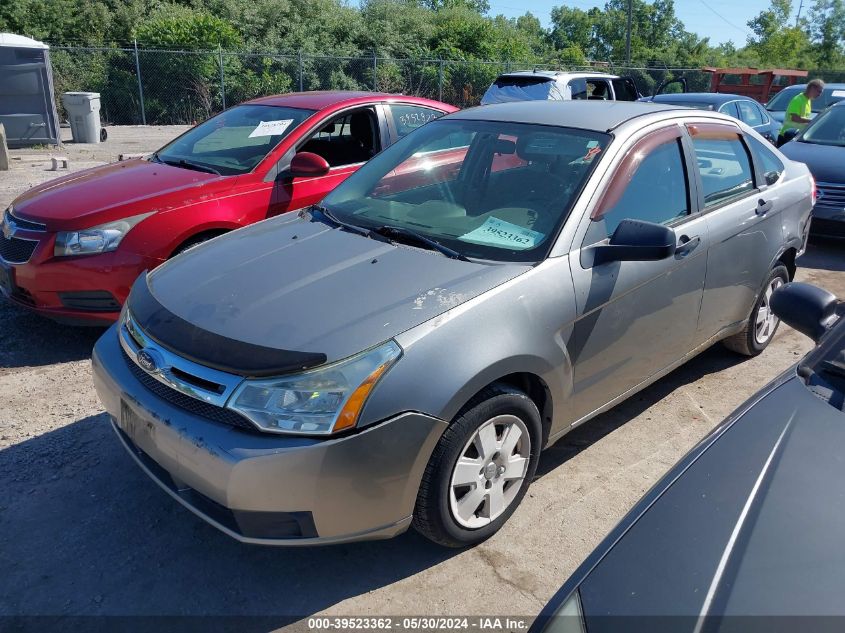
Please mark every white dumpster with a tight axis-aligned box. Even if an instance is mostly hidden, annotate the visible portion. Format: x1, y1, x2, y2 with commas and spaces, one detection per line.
62, 92, 102, 143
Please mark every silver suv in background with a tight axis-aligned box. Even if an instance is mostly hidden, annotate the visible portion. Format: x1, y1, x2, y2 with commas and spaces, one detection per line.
92, 102, 813, 547
480, 70, 641, 104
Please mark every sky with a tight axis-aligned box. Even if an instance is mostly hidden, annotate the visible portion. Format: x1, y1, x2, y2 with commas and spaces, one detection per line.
485, 0, 803, 46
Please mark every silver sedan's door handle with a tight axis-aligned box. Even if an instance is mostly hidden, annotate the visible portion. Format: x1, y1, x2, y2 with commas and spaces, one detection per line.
756, 199, 773, 215
676, 235, 700, 256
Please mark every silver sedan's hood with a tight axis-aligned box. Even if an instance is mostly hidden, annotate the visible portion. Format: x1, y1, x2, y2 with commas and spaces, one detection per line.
140, 212, 529, 369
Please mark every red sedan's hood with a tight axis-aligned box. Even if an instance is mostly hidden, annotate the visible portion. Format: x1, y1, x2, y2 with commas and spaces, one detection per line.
11, 159, 234, 231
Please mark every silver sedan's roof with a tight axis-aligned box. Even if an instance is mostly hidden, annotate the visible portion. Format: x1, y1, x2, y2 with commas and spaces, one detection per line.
448, 101, 689, 132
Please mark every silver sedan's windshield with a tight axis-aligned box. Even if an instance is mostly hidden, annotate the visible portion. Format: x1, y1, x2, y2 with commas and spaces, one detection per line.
155, 104, 315, 176
322, 119, 610, 262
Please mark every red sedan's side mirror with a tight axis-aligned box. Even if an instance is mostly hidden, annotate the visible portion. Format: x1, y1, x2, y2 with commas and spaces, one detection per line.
290, 152, 330, 178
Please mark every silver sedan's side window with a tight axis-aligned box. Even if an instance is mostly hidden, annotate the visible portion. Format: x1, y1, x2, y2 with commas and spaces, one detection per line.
746, 135, 785, 185
585, 135, 690, 244
687, 124, 755, 208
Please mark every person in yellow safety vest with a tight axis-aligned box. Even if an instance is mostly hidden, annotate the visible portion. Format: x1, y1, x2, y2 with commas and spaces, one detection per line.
777, 79, 825, 146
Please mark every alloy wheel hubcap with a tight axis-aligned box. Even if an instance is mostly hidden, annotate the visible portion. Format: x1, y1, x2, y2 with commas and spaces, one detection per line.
449, 414, 531, 529
755, 277, 784, 344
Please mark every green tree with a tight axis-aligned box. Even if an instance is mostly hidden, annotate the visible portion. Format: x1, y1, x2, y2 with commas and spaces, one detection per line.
419, 0, 491, 15
746, 0, 813, 67
549, 6, 596, 58
808, 0, 845, 67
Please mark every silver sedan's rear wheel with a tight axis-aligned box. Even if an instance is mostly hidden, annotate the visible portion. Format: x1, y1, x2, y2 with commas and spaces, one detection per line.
449, 415, 530, 529
754, 276, 785, 345
413, 384, 542, 548
723, 264, 789, 356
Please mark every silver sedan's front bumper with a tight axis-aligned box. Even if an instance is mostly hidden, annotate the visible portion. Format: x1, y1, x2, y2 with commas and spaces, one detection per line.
92, 326, 448, 545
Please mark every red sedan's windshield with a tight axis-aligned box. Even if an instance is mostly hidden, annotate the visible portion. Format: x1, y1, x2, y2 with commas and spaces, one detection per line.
154, 104, 315, 176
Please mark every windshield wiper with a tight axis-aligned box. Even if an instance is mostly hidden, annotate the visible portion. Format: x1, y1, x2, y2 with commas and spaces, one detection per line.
309, 205, 375, 238
373, 225, 470, 261
159, 157, 221, 176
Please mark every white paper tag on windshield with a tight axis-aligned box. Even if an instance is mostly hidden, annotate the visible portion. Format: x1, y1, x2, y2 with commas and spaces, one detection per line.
458, 217, 544, 250
831, 90, 845, 99
249, 119, 294, 138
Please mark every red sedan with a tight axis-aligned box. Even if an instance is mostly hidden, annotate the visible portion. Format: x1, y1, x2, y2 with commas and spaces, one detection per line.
0, 91, 457, 324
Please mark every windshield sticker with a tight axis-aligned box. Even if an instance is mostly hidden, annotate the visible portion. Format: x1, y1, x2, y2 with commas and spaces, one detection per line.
248, 119, 294, 138
582, 146, 602, 161
458, 217, 544, 250
832, 90, 845, 98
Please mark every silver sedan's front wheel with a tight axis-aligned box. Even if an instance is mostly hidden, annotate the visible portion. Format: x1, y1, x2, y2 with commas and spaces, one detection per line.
449, 415, 531, 529
413, 384, 542, 548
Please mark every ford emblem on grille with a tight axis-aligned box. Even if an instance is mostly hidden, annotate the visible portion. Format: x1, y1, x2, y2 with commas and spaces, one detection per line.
137, 348, 160, 373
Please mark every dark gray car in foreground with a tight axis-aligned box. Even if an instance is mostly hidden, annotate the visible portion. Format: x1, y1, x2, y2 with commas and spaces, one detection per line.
780, 101, 845, 238
532, 281, 845, 632
92, 102, 812, 547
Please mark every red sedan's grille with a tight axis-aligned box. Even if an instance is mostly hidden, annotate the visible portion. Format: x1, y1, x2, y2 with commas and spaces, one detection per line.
0, 234, 38, 264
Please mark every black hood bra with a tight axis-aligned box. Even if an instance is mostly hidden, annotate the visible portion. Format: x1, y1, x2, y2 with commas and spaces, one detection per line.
128, 274, 327, 378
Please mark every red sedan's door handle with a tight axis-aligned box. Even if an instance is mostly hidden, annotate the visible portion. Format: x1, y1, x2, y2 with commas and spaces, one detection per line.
676, 235, 700, 256
756, 199, 773, 215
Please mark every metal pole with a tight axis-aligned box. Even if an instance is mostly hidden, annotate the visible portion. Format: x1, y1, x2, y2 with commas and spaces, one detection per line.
438, 58, 444, 102
625, 0, 633, 65
133, 39, 146, 125
219, 46, 226, 110
795, 0, 804, 25
298, 50, 304, 92
373, 50, 378, 91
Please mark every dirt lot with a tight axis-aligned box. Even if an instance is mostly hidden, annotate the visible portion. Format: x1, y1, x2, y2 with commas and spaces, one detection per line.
1, 128, 843, 630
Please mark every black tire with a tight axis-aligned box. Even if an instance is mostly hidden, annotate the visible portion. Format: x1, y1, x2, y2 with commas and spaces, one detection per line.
171, 232, 223, 258
723, 264, 789, 356
412, 384, 542, 548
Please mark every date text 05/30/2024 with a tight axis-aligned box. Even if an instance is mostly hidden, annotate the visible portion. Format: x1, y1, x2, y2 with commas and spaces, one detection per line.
307, 617, 531, 631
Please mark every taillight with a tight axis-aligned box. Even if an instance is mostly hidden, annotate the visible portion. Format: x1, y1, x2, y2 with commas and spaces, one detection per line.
811, 175, 817, 206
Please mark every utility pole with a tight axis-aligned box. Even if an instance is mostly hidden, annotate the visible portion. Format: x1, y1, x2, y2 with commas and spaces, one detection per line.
625, 0, 633, 65
795, 0, 804, 25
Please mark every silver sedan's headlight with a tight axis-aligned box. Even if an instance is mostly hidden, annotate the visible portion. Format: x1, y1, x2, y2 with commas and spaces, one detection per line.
54, 212, 153, 257
227, 340, 402, 435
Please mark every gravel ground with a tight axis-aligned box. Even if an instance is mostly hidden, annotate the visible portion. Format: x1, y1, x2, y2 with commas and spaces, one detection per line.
1, 128, 843, 631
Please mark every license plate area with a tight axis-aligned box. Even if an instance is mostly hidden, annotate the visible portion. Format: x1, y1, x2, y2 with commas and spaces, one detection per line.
120, 399, 147, 442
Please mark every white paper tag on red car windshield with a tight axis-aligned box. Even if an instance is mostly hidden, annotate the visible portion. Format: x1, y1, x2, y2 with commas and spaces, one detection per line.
458, 217, 544, 250
248, 119, 294, 138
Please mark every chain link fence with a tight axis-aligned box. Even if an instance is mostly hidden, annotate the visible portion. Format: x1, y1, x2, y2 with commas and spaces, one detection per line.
47, 46, 838, 126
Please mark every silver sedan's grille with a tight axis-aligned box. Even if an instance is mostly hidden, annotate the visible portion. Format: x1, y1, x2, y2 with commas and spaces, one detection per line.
118, 312, 257, 431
